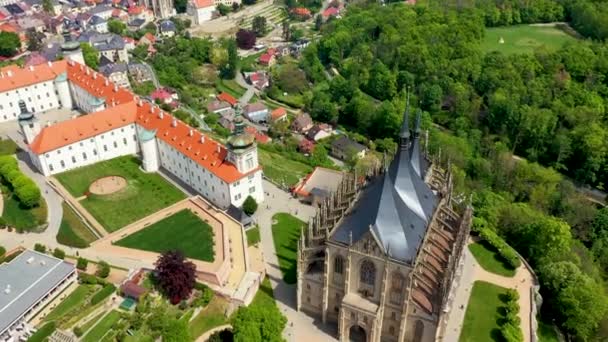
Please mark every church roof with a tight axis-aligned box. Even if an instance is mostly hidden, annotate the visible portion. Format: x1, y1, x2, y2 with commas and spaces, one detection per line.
331, 106, 437, 263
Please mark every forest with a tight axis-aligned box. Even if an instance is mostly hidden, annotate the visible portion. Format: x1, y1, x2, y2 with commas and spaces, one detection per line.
299, 3, 608, 340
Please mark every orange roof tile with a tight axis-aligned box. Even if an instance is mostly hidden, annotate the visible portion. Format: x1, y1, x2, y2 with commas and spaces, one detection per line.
0, 60, 67, 93
193, 0, 214, 8
271, 107, 286, 121
217, 92, 237, 106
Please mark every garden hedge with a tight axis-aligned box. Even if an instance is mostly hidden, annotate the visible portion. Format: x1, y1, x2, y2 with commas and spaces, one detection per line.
0, 155, 40, 207
90, 284, 116, 305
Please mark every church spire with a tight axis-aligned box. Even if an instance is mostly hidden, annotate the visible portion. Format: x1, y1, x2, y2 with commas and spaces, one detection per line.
399, 88, 411, 148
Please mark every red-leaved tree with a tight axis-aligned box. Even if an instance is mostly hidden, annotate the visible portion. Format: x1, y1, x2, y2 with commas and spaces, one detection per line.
154, 250, 196, 304
235, 29, 256, 50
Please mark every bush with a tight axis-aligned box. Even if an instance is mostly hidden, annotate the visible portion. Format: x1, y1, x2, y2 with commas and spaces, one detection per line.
90, 284, 116, 305
34, 243, 46, 253
96, 261, 110, 278
242, 195, 258, 215
77, 257, 88, 270
14, 181, 41, 207
52, 248, 65, 260
0, 157, 41, 207
27, 321, 56, 342
0, 245, 5, 257
73, 326, 83, 337
477, 226, 521, 269
79, 273, 98, 285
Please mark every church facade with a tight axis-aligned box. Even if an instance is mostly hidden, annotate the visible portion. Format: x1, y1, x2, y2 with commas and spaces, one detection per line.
297, 99, 472, 342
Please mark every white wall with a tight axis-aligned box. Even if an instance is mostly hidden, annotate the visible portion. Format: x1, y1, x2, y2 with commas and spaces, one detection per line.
69, 82, 106, 113
229, 170, 264, 206
0, 80, 61, 122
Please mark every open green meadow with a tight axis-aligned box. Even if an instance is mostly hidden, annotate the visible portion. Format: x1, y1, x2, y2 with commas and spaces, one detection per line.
115, 209, 215, 262
482, 24, 577, 54
56, 202, 98, 248
258, 149, 312, 187
55, 156, 185, 232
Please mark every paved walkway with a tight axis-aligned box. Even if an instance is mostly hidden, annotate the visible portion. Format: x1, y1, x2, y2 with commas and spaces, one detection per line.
441, 240, 536, 342
253, 180, 337, 341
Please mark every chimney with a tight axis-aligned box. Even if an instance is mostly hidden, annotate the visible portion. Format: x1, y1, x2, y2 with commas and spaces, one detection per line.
46, 121, 51, 127
159, 111, 164, 119
137, 98, 143, 106
86, 68, 90, 75
28, 65, 34, 71
216, 144, 220, 153
189, 128, 193, 136
7, 70, 12, 77
47, 61, 52, 67
200, 135, 205, 143
104, 79, 109, 86
171, 118, 177, 127
93, 72, 97, 79
149, 105, 154, 113
113, 84, 118, 92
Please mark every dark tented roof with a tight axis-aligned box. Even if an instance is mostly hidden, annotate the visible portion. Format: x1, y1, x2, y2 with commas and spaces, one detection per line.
331, 112, 437, 262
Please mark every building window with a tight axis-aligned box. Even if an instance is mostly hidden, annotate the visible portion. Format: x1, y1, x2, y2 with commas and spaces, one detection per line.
123, 138, 127, 145
45, 154, 49, 158
68, 146, 72, 150
80, 142, 83, 146
103, 145, 108, 151
82, 152, 87, 160
391, 312, 396, 320
389, 326, 395, 335
334, 255, 343, 274
60, 160, 65, 168
248, 174, 254, 180
57, 150, 61, 155
49, 164, 54, 171
71, 156, 76, 163
249, 186, 255, 193
246, 158, 254, 169
93, 149, 97, 155
113, 142, 117, 148
359, 260, 376, 296
390, 273, 405, 305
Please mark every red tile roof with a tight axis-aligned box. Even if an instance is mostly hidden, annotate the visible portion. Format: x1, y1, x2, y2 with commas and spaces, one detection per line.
291, 7, 311, 16
270, 107, 286, 121
128, 5, 145, 14
259, 53, 274, 65
193, 0, 214, 8
217, 92, 237, 107
322, 7, 339, 18
25, 60, 254, 184
0, 60, 67, 93
245, 126, 270, 144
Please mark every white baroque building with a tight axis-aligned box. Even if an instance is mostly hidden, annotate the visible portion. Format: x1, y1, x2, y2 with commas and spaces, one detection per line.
1, 59, 264, 209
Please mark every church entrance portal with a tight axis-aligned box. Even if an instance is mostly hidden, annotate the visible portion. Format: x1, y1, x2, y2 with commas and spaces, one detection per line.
349, 325, 366, 342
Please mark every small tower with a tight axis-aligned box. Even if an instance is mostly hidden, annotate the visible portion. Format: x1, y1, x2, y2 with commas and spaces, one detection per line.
61, 30, 84, 65
138, 128, 159, 172
18, 101, 40, 144
54, 71, 72, 109
226, 105, 258, 174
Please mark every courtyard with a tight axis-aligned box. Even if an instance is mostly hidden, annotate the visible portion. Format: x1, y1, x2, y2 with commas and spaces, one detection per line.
55, 156, 186, 232
114, 209, 215, 262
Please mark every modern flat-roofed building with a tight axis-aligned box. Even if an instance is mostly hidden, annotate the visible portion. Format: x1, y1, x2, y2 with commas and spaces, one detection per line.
0, 250, 77, 341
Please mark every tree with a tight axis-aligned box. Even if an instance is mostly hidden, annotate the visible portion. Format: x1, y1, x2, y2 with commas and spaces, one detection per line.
108, 19, 127, 35
315, 14, 323, 30
275, 64, 308, 93
221, 39, 238, 79
252, 16, 267, 37
34, 243, 46, 253
232, 302, 287, 342
217, 3, 231, 15
235, 29, 256, 50
162, 318, 190, 342
77, 257, 88, 270
232, 2, 239, 12
242, 196, 258, 215
26, 29, 44, 52
243, 0, 256, 5
96, 261, 111, 278
80, 43, 99, 70
154, 250, 196, 304
52, 248, 65, 260
174, 0, 187, 13
15, 183, 40, 208
0, 32, 20, 57
282, 21, 291, 41
42, 0, 54, 14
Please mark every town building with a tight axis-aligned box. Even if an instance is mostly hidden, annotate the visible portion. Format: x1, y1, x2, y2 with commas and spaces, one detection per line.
0, 249, 77, 341
243, 102, 269, 123
330, 135, 366, 161
99, 62, 130, 88
291, 112, 313, 133
297, 103, 471, 342
158, 19, 176, 37
306, 123, 333, 142
293, 166, 344, 205
140, 0, 173, 19
1, 59, 264, 209
270, 107, 287, 123
89, 15, 108, 33
187, 0, 214, 25
78, 31, 129, 63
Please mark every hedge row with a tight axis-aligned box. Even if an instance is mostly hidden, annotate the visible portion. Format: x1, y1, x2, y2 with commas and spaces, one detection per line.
90, 284, 116, 305
473, 218, 521, 269
27, 321, 56, 342
500, 289, 523, 342
0, 156, 40, 207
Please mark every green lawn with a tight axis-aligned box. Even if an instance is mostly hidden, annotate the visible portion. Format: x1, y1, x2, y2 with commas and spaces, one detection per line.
0, 138, 18, 155
2, 194, 47, 231
56, 202, 98, 248
459, 281, 509, 342
246, 226, 261, 246
77, 311, 106, 336
55, 156, 186, 232
82, 310, 121, 342
468, 241, 516, 277
45, 285, 94, 321
250, 277, 276, 308
482, 24, 577, 54
272, 213, 306, 284
215, 79, 246, 98
115, 209, 215, 262
188, 296, 229, 339
259, 149, 312, 187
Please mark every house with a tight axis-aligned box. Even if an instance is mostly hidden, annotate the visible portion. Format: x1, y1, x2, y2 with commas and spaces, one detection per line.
292, 167, 344, 205
151, 87, 178, 105
128, 17, 146, 30
259, 48, 276, 66
245, 71, 269, 89
89, 14, 107, 33
127, 62, 152, 82
159, 19, 176, 37
138, 32, 155, 46
322, 6, 340, 20
120, 281, 147, 301
291, 112, 313, 133
187, 0, 214, 25
290, 39, 310, 56
270, 107, 287, 123
88, 4, 114, 19
330, 135, 367, 161
219, 116, 234, 131
99, 62, 130, 88
298, 138, 314, 154
306, 123, 333, 141
79, 31, 129, 63
226, 204, 253, 227
128, 5, 153, 23
243, 102, 269, 123
123, 36, 135, 50
217, 92, 238, 107
207, 100, 232, 114
290, 7, 311, 20
245, 126, 271, 144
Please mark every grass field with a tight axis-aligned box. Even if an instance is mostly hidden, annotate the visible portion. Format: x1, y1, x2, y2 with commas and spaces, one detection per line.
272, 213, 306, 284
56, 202, 98, 248
468, 241, 516, 277
258, 149, 312, 187
82, 310, 121, 342
45, 285, 94, 321
246, 226, 261, 246
77, 311, 106, 336
459, 281, 510, 342
215, 79, 247, 98
188, 296, 229, 339
55, 156, 186, 232
2, 194, 47, 231
482, 24, 577, 54
0, 138, 18, 155
115, 209, 215, 262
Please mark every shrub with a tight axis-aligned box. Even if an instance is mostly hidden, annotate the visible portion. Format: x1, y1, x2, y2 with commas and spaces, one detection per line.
477, 226, 521, 269
52, 248, 65, 260
34, 243, 46, 253
14, 181, 41, 207
501, 322, 523, 342
77, 257, 88, 270
0, 245, 5, 257
90, 284, 116, 305
79, 273, 98, 285
242, 195, 258, 215
96, 261, 110, 278
27, 322, 56, 342
73, 326, 83, 337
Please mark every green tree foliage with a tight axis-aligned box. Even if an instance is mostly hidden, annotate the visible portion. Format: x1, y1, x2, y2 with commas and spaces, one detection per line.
0, 32, 20, 57
274, 64, 309, 94
34, 243, 46, 253
162, 318, 190, 342
221, 39, 238, 79
174, 0, 187, 13
96, 261, 110, 278
77, 257, 88, 270
80, 43, 99, 70
217, 3, 231, 15
108, 19, 127, 35
0, 157, 41, 208
52, 248, 65, 260
42, 0, 54, 14
232, 301, 287, 342
252, 16, 267, 37
242, 196, 258, 215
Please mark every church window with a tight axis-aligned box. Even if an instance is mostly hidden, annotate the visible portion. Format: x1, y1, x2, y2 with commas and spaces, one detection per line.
390, 273, 405, 304
391, 312, 396, 320
246, 157, 253, 169
360, 260, 375, 286
334, 255, 344, 274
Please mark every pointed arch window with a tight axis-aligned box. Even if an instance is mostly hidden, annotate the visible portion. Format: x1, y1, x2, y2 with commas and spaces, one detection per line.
334, 255, 344, 275
360, 260, 376, 286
